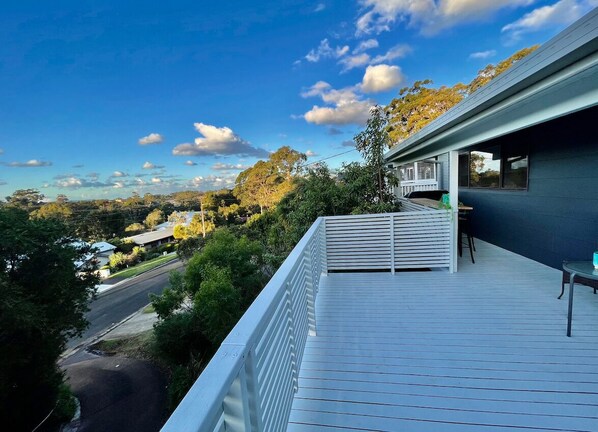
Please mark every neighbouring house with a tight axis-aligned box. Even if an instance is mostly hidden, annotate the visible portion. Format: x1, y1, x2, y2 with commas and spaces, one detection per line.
91, 241, 116, 267
386, 9, 598, 270
125, 226, 175, 249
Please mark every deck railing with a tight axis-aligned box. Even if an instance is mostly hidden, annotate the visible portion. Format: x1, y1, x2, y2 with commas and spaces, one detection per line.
162, 208, 453, 431
400, 179, 439, 196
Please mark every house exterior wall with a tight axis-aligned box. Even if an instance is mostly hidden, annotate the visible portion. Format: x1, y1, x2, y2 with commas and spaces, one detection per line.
437, 152, 450, 190
459, 107, 598, 269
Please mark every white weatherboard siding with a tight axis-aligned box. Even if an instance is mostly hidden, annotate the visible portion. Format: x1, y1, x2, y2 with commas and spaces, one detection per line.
288, 240, 598, 432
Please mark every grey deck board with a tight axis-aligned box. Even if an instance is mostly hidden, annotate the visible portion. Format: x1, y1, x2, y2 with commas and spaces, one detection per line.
287, 240, 598, 432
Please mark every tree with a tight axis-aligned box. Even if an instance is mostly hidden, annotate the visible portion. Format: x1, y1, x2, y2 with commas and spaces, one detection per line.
386, 80, 465, 143
0, 207, 98, 430
354, 105, 396, 203
31, 202, 73, 220
387, 46, 538, 144
125, 222, 145, 233
144, 208, 164, 228
233, 147, 306, 213
5, 188, 45, 209
467, 46, 539, 94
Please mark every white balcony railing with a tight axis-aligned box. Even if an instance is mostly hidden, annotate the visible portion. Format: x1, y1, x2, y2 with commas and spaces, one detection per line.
162, 207, 452, 432
400, 179, 439, 196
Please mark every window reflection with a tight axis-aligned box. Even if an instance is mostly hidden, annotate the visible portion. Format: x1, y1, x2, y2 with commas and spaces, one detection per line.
469, 148, 500, 188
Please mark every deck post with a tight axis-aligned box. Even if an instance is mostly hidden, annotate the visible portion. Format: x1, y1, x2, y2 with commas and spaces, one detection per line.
244, 348, 264, 432
449, 150, 459, 273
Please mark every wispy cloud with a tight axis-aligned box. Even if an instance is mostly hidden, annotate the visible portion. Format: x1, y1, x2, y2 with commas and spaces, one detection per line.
184, 160, 198, 166
111, 170, 128, 177
353, 38, 379, 54
314, 3, 326, 12
305, 38, 350, 63
138, 133, 164, 145
469, 50, 497, 59
502, 0, 595, 43
339, 44, 411, 71
328, 127, 344, 135
356, 0, 534, 36
4, 159, 52, 167
172, 123, 269, 158
341, 140, 355, 147
306, 149, 318, 157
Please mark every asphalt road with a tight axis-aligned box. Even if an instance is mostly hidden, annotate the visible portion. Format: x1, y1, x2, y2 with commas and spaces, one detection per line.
67, 259, 185, 349
65, 355, 168, 432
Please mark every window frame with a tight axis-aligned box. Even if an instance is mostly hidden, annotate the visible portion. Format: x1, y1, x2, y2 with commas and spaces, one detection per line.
459, 144, 529, 191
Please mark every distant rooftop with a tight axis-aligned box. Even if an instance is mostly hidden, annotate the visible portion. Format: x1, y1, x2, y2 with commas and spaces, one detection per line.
126, 226, 174, 246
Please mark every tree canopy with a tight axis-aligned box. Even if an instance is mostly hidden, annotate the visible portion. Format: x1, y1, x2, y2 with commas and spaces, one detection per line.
0, 207, 98, 430
386, 46, 538, 144
234, 146, 306, 213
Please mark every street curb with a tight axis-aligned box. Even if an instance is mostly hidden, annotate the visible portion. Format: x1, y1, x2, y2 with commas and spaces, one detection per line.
61, 309, 140, 361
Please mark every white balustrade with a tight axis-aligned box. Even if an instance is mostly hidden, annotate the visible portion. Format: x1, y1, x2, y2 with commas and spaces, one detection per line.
162, 207, 453, 431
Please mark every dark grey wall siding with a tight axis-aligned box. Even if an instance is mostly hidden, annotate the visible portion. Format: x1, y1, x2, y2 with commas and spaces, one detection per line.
459, 107, 598, 269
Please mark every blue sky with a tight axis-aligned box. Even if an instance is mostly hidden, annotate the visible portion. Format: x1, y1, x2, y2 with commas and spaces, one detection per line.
1, 0, 595, 201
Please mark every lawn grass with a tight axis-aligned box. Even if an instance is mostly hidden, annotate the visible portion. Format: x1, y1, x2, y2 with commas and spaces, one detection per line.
108, 253, 177, 280
92, 330, 156, 360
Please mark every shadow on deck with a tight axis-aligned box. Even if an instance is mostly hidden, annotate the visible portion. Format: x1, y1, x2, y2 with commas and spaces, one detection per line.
289, 240, 598, 431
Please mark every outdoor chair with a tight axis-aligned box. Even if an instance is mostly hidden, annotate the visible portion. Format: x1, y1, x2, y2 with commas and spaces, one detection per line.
458, 212, 475, 264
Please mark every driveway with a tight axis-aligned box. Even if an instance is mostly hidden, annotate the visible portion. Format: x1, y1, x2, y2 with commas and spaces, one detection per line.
64, 354, 168, 432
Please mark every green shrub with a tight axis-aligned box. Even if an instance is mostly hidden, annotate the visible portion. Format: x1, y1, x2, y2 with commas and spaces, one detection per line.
152, 312, 211, 366
53, 383, 77, 422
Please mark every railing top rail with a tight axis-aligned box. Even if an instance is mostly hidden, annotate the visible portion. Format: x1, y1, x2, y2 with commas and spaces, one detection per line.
162, 217, 324, 432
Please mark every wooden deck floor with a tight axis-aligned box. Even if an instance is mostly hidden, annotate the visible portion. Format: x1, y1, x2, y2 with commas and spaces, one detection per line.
287, 240, 598, 432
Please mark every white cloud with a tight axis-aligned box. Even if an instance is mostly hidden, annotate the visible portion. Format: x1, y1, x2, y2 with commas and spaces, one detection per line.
0, 148, 4, 155
6, 159, 52, 167
371, 44, 411, 64
356, 0, 534, 36
305, 39, 350, 62
469, 50, 497, 59
172, 123, 269, 158
112, 170, 128, 177
184, 160, 198, 166
306, 149, 318, 157
138, 133, 164, 145
353, 38, 379, 54
502, 0, 595, 43
113, 182, 125, 188
301, 81, 373, 126
188, 174, 237, 190
339, 53, 371, 71
361, 64, 405, 93
212, 162, 250, 171
314, 3, 326, 12
142, 161, 165, 170
53, 175, 110, 188
151, 177, 162, 183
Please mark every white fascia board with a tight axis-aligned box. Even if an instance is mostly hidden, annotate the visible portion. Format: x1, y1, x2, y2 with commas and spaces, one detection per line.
387, 52, 598, 165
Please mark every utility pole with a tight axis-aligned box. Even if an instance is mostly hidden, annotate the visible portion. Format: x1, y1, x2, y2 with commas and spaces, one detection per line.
200, 199, 206, 238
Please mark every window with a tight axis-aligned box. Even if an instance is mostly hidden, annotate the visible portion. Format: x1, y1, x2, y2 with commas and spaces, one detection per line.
502, 155, 528, 189
459, 144, 528, 190
399, 163, 415, 182
470, 147, 500, 188
417, 162, 435, 180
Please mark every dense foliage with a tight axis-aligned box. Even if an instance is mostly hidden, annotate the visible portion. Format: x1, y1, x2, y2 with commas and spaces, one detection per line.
386, 46, 538, 143
0, 207, 98, 430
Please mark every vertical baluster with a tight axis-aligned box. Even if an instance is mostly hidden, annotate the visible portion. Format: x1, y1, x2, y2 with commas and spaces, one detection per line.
222, 368, 252, 432
244, 348, 264, 432
389, 214, 395, 274
285, 282, 299, 392
304, 250, 317, 337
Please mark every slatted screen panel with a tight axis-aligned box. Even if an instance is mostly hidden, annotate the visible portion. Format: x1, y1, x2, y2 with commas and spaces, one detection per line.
325, 214, 392, 271
324, 211, 451, 271
394, 211, 451, 269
